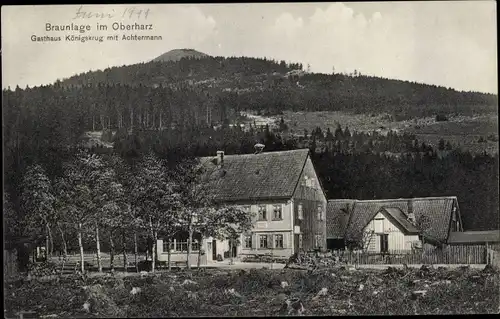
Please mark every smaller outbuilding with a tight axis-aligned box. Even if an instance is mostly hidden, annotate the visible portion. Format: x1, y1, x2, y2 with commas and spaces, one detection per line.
447, 230, 500, 245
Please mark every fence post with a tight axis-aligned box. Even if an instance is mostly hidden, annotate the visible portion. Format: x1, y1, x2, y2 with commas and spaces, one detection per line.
485, 242, 489, 264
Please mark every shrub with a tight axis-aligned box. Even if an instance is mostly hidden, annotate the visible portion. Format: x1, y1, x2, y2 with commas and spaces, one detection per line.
435, 114, 449, 122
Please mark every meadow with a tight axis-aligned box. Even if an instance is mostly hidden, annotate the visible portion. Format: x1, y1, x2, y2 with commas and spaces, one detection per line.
280, 111, 499, 154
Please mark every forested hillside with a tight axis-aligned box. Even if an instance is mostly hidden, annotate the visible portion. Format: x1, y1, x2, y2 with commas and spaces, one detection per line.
54, 55, 497, 121
3, 53, 499, 239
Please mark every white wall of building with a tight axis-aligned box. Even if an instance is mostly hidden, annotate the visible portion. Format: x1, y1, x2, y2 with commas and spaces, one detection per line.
364, 212, 420, 252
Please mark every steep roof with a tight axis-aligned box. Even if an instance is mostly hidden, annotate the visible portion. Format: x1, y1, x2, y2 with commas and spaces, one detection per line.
343, 197, 458, 244
379, 207, 420, 235
447, 230, 500, 244
327, 200, 355, 239
200, 149, 310, 202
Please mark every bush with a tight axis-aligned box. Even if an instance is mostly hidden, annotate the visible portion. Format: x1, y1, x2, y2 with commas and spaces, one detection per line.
435, 114, 449, 122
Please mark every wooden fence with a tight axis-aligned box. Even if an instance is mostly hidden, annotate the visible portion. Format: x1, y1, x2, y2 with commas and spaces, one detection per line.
487, 248, 500, 269
329, 245, 490, 265
4, 249, 19, 278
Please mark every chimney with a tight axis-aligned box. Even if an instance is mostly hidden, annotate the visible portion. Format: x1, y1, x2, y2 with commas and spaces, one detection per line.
407, 199, 415, 224
216, 151, 224, 166
254, 143, 265, 154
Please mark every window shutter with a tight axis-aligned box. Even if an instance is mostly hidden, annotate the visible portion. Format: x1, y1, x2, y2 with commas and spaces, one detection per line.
269, 234, 274, 249
252, 233, 257, 249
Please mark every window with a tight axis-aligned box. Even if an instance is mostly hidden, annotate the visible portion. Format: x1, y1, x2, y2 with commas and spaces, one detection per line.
305, 177, 312, 187
244, 235, 252, 249
174, 241, 199, 252
273, 205, 283, 220
258, 205, 267, 221
317, 205, 323, 221
315, 235, 322, 248
297, 203, 303, 220
275, 234, 284, 248
379, 234, 389, 253
374, 218, 384, 233
163, 240, 173, 252
259, 235, 268, 248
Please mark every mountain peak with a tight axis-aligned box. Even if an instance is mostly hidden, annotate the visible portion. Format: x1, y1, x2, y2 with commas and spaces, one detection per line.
152, 49, 209, 63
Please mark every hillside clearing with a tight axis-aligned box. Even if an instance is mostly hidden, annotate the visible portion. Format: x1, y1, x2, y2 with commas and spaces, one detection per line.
280, 111, 498, 154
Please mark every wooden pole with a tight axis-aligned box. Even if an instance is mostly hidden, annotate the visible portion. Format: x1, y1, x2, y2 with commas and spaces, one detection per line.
486, 242, 489, 264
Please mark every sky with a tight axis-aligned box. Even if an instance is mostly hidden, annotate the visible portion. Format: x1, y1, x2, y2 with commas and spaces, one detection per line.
1, 2, 497, 93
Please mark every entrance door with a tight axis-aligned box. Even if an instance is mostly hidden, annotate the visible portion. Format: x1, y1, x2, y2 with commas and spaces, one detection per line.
294, 234, 300, 253
232, 245, 237, 258
212, 240, 217, 260
379, 234, 389, 253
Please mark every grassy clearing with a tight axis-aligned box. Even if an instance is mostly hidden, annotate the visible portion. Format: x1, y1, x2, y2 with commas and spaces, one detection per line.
281, 111, 498, 154
4, 266, 499, 317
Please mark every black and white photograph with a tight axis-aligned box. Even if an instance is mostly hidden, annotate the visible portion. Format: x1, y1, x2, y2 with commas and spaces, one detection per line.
2, 2, 499, 317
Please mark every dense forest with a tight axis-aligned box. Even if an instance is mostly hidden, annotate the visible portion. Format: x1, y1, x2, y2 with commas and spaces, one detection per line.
109, 123, 499, 233
54, 55, 496, 119
3, 55, 499, 249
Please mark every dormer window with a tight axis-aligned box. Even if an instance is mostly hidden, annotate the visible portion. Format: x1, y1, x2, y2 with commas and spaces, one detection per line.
305, 177, 312, 188
407, 213, 416, 224
258, 205, 267, 221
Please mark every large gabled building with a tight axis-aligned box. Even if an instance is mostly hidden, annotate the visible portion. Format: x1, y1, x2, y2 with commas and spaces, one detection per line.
156, 146, 328, 265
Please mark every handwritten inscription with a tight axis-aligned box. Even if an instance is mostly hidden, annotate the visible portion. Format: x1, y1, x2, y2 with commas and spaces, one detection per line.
33, 6, 159, 43
72, 5, 150, 20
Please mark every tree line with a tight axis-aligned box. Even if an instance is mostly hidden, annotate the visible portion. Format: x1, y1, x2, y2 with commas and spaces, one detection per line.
4, 149, 253, 273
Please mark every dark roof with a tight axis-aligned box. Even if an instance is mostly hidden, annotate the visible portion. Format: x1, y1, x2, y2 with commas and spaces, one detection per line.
200, 149, 310, 202
379, 207, 420, 235
343, 197, 457, 243
327, 200, 355, 238
447, 230, 500, 244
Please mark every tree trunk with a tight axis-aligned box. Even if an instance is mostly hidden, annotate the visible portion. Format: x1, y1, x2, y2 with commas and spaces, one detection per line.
130, 107, 134, 133
58, 225, 68, 275
96, 223, 102, 272
159, 111, 163, 130
78, 223, 85, 273
149, 217, 156, 272
134, 231, 138, 273
167, 238, 172, 271
197, 234, 203, 270
186, 218, 193, 270
122, 230, 128, 272
100, 115, 105, 131
48, 224, 54, 258
92, 116, 96, 131
58, 225, 68, 258
45, 234, 49, 261
229, 239, 233, 265
109, 231, 115, 271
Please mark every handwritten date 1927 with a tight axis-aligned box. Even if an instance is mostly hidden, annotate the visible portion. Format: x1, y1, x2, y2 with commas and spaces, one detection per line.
72, 5, 150, 20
